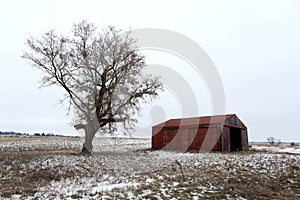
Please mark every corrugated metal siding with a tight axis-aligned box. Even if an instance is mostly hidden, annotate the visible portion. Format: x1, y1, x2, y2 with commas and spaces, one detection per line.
190, 128, 205, 150
161, 129, 183, 151
152, 128, 163, 149
188, 127, 221, 151
157, 127, 221, 151
225, 115, 247, 129
162, 130, 172, 149
200, 128, 221, 151
180, 129, 190, 151
187, 128, 198, 150
241, 129, 249, 151
221, 126, 231, 151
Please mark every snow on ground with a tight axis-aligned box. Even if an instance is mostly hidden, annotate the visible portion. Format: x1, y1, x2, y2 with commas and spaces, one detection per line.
0, 136, 150, 153
252, 144, 300, 154
0, 137, 299, 199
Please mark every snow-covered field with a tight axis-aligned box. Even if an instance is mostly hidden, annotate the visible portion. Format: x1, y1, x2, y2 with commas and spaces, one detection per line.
0, 137, 299, 199
252, 144, 300, 155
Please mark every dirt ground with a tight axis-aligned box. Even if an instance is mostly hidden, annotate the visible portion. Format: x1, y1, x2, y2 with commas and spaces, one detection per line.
0, 137, 299, 199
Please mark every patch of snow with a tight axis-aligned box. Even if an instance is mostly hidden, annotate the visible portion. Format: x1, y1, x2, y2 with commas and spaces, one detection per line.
10, 195, 21, 200
193, 196, 199, 200
92, 182, 139, 193
146, 178, 154, 183
173, 182, 179, 187
253, 145, 300, 154
127, 191, 135, 199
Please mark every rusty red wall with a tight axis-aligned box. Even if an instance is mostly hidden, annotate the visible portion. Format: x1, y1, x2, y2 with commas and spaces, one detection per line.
152, 124, 247, 151
189, 128, 203, 150
152, 126, 222, 151
162, 126, 222, 151
199, 127, 221, 151
152, 115, 248, 151
163, 129, 176, 150
160, 129, 188, 151
152, 127, 163, 149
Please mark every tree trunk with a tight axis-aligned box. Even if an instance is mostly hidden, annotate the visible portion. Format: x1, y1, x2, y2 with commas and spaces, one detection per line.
81, 122, 97, 155
81, 140, 93, 155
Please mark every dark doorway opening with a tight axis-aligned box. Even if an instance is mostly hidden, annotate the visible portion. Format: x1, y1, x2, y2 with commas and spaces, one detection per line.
230, 127, 242, 151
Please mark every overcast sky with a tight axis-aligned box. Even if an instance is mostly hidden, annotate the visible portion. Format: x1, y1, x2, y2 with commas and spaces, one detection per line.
0, 0, 299, 142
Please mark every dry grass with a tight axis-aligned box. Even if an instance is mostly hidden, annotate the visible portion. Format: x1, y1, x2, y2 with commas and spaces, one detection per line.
0, 150, 85, 198
0, 138, 299, 199
142, 161, 296, 198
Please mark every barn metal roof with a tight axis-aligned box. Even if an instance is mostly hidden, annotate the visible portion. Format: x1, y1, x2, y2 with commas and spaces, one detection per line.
153, 114, 236, 127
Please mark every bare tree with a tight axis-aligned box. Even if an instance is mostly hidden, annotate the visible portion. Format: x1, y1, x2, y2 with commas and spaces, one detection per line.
23, 21, 162, 154
290, 142, 296, 147
267, 137, 282, 146
267, 137, 276, 145
276, 138, 281, 145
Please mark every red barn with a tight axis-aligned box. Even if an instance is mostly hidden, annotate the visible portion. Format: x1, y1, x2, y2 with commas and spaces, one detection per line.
152, 114, 248, 151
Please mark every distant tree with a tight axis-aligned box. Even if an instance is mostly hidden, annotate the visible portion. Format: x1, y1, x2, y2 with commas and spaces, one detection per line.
267, 137, 276, 145
290, 142, 298, 147
290, 142, 295, 147
23, 21, 162, 154
276, 138, 281, 145
267, 137, 282, 145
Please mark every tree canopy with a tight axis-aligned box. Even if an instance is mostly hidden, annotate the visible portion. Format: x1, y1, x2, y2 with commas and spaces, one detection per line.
23, 21, 163, 153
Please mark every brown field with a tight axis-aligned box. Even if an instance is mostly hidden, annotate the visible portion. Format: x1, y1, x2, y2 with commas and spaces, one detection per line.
0, 137, 299, 199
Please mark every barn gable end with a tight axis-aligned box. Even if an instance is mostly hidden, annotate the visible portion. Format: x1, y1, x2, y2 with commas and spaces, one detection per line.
224, 115, 247, 129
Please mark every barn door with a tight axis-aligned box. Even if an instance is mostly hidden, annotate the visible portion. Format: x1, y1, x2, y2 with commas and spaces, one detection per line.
230, 127, 242, 151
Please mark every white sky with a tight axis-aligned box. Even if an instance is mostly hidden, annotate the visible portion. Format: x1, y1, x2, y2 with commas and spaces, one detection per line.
0, 0, 299, 142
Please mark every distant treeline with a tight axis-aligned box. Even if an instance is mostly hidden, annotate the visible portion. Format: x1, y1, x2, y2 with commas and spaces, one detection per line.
0, 131, 73, 137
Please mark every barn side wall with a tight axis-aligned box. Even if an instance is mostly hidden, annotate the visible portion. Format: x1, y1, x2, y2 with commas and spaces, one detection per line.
153, 125, 223, 151
188, 126, 221, 151
159, 127, 193, 151
189, 127, 202, 151
152, 127, 163, 149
